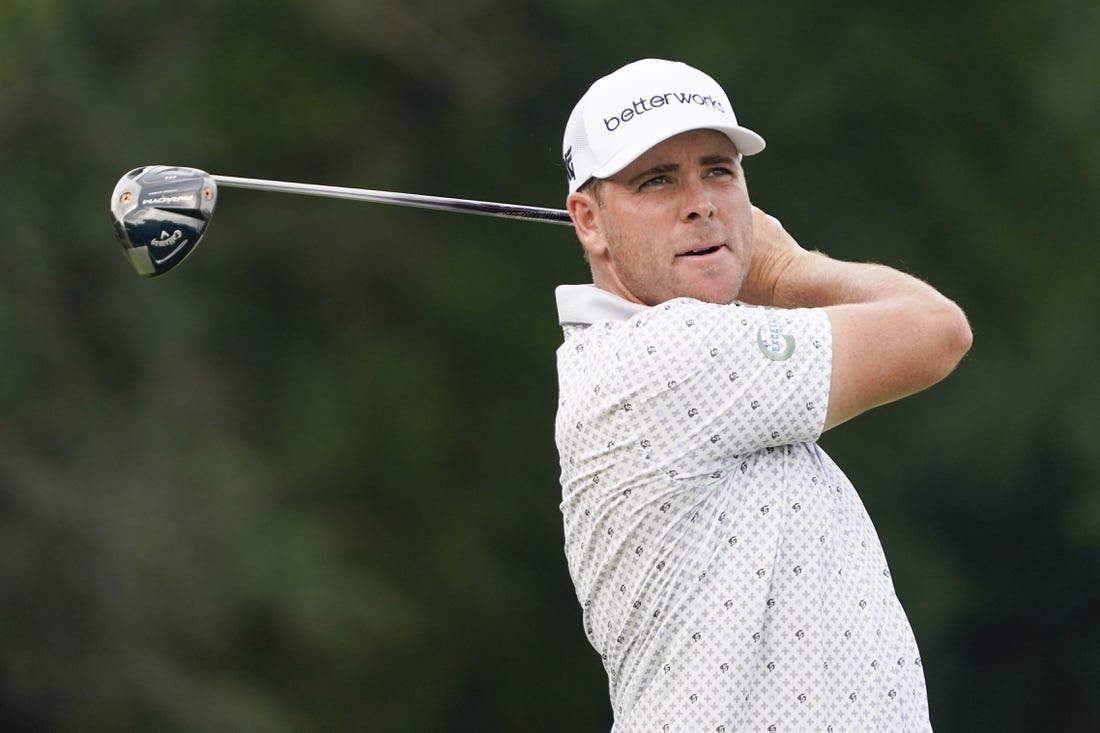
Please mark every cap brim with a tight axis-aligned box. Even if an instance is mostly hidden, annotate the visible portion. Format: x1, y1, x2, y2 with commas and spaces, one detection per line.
589, 123, 766, 182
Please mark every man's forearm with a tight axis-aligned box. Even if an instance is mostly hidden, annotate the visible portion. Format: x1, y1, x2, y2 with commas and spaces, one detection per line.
741, 210, 972, 429
769, 250, 959, 313
740, 210, 954, 311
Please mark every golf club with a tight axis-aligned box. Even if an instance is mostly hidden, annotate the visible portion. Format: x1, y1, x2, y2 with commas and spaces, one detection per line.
110, 165, 573, 277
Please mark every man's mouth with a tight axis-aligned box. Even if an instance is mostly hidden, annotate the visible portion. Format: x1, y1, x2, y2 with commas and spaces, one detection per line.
677, 245, 724, 257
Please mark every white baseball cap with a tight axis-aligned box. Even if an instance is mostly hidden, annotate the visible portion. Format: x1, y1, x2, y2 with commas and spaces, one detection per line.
562, 59, 766, 193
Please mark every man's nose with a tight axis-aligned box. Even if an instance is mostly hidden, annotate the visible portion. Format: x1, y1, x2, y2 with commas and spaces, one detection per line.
684, 179, 716, 221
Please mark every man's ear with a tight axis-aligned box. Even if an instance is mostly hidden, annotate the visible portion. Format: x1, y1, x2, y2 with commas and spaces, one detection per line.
567, 190, 606, 260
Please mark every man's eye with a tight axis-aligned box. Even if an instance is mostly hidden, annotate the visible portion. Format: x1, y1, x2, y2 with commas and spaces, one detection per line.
707, 167, 734, 178
640, 176, 669, 189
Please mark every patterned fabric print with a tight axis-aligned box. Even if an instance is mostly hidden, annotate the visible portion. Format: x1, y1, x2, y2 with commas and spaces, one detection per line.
555, 293, 931, 732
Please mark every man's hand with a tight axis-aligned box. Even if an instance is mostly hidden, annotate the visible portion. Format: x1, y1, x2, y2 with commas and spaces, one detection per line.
737, 207, 810, 306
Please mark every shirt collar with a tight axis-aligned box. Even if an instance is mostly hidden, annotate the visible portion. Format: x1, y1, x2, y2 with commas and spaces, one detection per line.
556, 284, 648, 326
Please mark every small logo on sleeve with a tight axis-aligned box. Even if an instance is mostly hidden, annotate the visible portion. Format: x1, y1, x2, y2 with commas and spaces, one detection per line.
757, 311, 796, 361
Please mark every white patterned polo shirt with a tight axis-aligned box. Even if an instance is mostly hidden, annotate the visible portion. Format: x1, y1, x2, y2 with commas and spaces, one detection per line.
554, 284, 931, 733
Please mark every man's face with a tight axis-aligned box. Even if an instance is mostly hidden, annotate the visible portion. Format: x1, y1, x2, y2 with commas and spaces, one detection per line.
572, 129, 754, 306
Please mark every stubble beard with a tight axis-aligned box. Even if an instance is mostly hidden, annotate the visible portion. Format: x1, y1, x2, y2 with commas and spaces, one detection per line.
601, 228, 675, 306
602, 228, 746, 307
596, 199, 753, 305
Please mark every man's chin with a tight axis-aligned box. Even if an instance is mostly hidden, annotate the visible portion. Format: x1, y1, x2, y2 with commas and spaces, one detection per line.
683, 279, 742, 305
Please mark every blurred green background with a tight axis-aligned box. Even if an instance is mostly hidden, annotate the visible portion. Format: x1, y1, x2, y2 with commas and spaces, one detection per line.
2, 0, 1098, 730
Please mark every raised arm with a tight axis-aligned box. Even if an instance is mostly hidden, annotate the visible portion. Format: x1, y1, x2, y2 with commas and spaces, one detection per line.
738, 208, 973, 431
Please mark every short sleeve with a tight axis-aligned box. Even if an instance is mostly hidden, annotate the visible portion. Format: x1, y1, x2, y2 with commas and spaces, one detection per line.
618, 299, 832, 481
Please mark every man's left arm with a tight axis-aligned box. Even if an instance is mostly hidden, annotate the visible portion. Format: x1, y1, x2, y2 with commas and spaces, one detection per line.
738, 208, 973, 431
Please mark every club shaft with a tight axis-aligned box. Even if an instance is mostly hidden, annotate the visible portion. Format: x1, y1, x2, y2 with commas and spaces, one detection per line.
211, 175, 573, 226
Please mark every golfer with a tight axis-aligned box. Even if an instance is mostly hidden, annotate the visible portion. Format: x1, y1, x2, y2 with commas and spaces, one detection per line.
554, 59, 971, 732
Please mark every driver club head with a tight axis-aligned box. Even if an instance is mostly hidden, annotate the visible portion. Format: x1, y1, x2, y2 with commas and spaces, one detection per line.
110, 165, 217, 276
